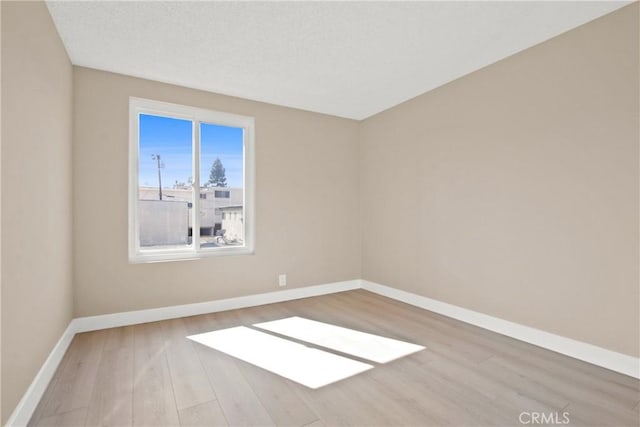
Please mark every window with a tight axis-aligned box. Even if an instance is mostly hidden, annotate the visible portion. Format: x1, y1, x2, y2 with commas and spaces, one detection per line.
129, 97, 254, 262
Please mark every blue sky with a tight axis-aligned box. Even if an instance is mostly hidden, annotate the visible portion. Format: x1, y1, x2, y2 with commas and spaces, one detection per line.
139, 114, 244, 188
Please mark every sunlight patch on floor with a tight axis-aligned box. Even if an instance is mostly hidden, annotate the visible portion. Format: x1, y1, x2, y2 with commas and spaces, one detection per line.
254, 316, 425, 363
187, 326, 373, 388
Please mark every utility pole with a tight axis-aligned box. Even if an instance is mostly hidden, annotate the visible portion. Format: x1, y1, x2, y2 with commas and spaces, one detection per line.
152, 154, 163, 200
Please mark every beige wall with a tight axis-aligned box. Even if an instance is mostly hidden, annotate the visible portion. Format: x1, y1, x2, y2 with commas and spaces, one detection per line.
360, 3, 639, 357
1, 1, 638, 421
73, 67, 361, 317
1, 1, 74, 422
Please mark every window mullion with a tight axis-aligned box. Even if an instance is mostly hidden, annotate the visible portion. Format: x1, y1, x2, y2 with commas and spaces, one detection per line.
193, 120, 201, 251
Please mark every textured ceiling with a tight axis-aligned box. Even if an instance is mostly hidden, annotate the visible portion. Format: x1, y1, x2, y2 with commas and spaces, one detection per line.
46, 1, 630, 120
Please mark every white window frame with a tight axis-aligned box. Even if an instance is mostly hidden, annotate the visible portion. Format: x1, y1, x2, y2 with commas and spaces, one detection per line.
129, 97, 255, 263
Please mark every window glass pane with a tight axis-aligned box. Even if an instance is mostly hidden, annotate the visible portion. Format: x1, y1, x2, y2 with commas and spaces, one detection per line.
138, 114, 193, 249
199, 122, 244, 248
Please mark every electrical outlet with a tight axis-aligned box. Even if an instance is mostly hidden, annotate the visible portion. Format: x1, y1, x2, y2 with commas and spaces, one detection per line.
278, 274, 287, 287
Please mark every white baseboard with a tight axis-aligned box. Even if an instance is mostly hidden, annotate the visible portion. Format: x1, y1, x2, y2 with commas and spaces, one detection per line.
360, 279, 640, 379
73, 280, 361, 333
5, 279, 359, 426
8, 278, 638, 426
5, 322, 76, 427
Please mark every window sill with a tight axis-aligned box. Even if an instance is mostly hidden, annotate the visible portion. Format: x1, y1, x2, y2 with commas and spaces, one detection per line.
129, 246, 254, 264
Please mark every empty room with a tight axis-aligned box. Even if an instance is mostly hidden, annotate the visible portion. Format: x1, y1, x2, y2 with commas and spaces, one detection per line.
1, 1, 639, 426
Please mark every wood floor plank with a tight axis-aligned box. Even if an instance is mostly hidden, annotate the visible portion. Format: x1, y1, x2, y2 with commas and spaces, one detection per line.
341, 290, 640, 409
319, 291, 496, 364
365, 351, 514, 426
230, 300, 440, 425
132, 322, 180, 427
161, 318, 216, 411
178, 400, 227, 427
182, 313, 275, 427
29, 290, 640, 426
479, 356, 571, 410
429, 354, 567, 415
352, 292, 640, 409
356, 290, 639, 392
222, 308, 321, 427
235, 357, 323, 419
38, 330, 107, 418
312, 293, 503, 376
294, 374, 405, 426
85, 326, 134, 427
33, 407, 88, 427
563, 401, 639, 426
28, 348, 73, 426
489, 354, 638, 413
344, 291, 516, 362
30, 354, 88, 427
324, 294, 566, 423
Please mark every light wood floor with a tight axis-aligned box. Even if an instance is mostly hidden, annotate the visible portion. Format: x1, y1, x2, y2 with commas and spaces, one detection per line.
29, 290, 640, 426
